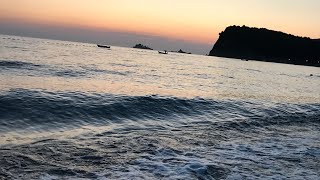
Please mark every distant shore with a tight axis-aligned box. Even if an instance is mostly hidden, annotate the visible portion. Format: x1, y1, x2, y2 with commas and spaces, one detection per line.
133, 44, 153, 50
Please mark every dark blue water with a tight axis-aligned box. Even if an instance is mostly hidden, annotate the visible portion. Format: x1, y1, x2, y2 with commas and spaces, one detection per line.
0, 35, 319, 179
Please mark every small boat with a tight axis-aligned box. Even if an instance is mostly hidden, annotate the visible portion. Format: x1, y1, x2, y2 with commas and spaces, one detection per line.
158, 50, 168, 54
97, 44, 110, 49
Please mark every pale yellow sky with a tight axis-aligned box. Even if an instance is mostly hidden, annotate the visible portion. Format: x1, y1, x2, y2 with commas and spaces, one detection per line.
1, 0, 320, 44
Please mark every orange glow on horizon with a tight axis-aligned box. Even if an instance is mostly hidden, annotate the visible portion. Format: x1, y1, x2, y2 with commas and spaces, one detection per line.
1, 0, 319, 44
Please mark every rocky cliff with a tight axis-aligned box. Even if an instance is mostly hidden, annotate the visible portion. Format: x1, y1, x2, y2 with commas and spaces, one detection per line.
209, 26, 320, 67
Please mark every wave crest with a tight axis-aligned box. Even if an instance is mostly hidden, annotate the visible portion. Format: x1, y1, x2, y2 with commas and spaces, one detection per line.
0, 89, 319, 132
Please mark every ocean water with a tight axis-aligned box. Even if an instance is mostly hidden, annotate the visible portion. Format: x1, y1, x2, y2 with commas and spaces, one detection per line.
0, 35, 319, 179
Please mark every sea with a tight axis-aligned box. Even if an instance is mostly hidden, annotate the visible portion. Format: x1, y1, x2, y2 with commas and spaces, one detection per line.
0, 35, 319, 179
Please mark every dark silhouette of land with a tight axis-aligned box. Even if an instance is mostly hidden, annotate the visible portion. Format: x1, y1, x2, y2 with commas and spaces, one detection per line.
171, 49, 192, 54
209, 25, 320, 67
133, 44, 153, 50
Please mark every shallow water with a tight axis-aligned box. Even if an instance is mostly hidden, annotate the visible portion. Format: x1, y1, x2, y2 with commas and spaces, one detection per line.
0, 35, 319, 179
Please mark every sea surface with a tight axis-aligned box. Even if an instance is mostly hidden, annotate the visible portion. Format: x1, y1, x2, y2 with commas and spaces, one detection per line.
0, 35, 319, 179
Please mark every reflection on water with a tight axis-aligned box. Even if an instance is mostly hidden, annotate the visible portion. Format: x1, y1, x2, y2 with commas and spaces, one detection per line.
1, 35, 319, 103
0, 35, 319, 179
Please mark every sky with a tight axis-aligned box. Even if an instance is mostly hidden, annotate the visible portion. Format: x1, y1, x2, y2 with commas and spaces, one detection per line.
1, 0, 320, 54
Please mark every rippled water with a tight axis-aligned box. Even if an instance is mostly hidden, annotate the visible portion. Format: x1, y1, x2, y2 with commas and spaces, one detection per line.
0, 35, 319, 179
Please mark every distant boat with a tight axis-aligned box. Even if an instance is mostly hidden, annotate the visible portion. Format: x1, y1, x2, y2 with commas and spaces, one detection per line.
97, 44, 110, 49
158, 50, 168, 54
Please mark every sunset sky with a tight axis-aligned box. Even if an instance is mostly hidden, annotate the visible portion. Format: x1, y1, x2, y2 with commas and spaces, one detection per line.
1, 0, 320, 54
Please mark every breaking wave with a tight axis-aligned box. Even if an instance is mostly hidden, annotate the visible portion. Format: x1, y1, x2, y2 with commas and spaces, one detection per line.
0, 89, 319, 133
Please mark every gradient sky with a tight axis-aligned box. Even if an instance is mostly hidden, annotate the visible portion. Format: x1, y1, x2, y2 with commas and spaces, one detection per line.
1, 0, 320, 54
